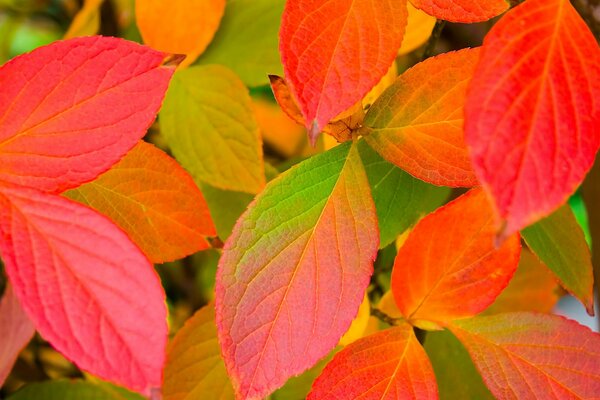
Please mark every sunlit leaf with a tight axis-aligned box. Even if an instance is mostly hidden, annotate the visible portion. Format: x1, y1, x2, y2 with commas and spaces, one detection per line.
399, 4, 436, 55
409, 0, 508, 22
8, 380, 144, 400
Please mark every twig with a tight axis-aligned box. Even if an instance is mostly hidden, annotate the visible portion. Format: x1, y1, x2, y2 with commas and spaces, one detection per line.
370, 306, 404, 326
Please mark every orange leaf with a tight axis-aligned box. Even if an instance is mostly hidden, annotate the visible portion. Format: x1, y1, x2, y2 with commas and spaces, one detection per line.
409, 0, 509, 22
391, 189, 521, 328
465, 0, 600, 238
136, 0, 225, 67
449, 313, 600, 399
252, 98, 306, 158
483, 249, 560, 315
363, 48, 480, 187
280, 0, 408, 143
308, 324, 438, 400
66, 141, 216, 263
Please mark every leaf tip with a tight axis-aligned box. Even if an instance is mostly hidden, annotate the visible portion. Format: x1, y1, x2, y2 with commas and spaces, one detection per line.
308, 120, 320, 147
163, 53, 186, 69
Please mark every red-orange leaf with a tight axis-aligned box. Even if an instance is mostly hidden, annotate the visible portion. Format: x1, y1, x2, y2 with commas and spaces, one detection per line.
449, 313, 600, 399
392, 189, 521, 328
363, 48, 479, 187
216, 142, 378, 399
409, 0, 509, 22
0, 285, 35, 386
0, 183, 167, 391
280, 0, 407, 143
0, 36, 174, 194
465, 0, 600, 238
66, 141, 216, 264
308, 324, 438, 400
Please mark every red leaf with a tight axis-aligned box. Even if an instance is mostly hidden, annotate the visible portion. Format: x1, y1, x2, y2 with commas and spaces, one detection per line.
0, 284, 35, 386
280, 0, 407, 143
0, 183, 167, 391
409, 0, 508, 22
308, 324, 438, 400
216, 143, 378, 399
392, 189, 521, 328
449, 313, 600, 399
0, 36, 174, 194
465, 0, 600, 238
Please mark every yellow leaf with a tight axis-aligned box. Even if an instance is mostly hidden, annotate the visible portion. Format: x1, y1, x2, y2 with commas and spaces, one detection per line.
339, 295, 370, 346
136, 0, 225, 67
399, 3, 436, 55
64, 0, 104, 39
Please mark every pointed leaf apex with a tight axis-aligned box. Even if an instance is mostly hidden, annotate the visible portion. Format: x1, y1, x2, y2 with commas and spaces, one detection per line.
309, 120, 321, 147
163, 54, 186, 68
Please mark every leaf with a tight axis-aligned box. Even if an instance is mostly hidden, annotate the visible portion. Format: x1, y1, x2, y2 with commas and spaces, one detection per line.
280, 0, 408, 142
357, 140, 450, 248
8, 380, 145, 400
0, 284, 35, 386
198, 184, 254, 242
163, 304, 234, 400
252, 97, 306, 158
399, 3, 437, 55
65, 141, 216, 264
409, 0, 509, 22
0, 184, 167, 391
391, 189, 521, 328
464, 0, 600, 238
308, 324, 438, 400
64, 0, 103, 39
522, 204, 594, 314
424, 330, 494, 400
0, 36, 175, 194
363, 48, 479, 187
135, 0, 225, 67
449, 313, 600, 399
160, 65, 265, 194
199, 0, 285, 87
339, 295, 370, 346
215, 142, 379, 399
483, 249, 560, 315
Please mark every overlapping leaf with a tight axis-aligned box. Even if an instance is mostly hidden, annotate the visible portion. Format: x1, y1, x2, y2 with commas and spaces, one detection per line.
392, 189, 521, 328
136, 0, 225, 67
215, 142, 379, 399
0, 183, 167, 391
161, 65, 265, 194
522, 204, 594, 313
8, 380, 145, 400
200, 0, 285, 87
309, 324, 438, 399
399, 3, 437, 55
357, 141, 449, 248
465, 0, 600, 237
280, 0, 408, 142
449, 313, 600, 399
65, 141, 215, 263
163, 305, 234, 400
363, 48, 480, 187
0, 36, 174, 194
0, 285, 35, 386
409, 0, 509, 22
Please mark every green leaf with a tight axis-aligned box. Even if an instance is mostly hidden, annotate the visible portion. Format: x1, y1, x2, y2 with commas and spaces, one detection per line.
160, 65, 265, 194
357, 140, 450, 248
522, 204, 594, 314
8, 380, 144, 400
424, 330, 494, 400
198, 0, 284, 87
199, 183, 254, 241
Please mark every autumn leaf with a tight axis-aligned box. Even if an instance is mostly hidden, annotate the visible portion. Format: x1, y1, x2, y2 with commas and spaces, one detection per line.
199, 0, 285, 87
363, 48, 479, 187
0, 36, 175, 194
483, 249, 560, 315
160, 65, 265, 194
64, 0, 103, 39
308, 324, 438, 400
136, 0, 225, 67
280, 0, 408, 143
392, 189, 521, 328
465, 0, 600, 238
522, 204, 594, 314
449, 313, 600, 399
338, 295, 370, 346
399, 3, 436, 55
409, 0, 509, 22
0, 183, 167, 391
163, 304, 234, 400
357, 141, 449, 248
0, 285, 35, 386
215, 142, 379, 399
65, 141, 216, 264
8, 380, 145, 400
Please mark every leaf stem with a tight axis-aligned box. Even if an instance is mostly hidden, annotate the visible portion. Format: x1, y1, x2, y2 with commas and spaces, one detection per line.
421, 20, 446, 61
370, 306, 404, 326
